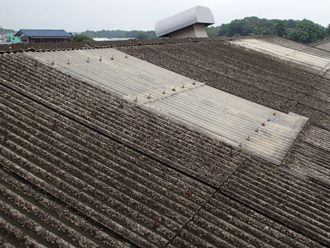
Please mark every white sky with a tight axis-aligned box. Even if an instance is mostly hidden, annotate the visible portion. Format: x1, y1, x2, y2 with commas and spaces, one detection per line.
1, 0, 329, 32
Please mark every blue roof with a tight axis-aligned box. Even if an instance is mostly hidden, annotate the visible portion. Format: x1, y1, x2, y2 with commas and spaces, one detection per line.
16, 29, 71, 37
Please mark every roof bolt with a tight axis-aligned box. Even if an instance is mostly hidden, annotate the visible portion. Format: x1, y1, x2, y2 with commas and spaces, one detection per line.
255, 127, 259, 132
273, 111, 276, 116
120, 100, 124, 109
53, 120, 57, 131
239, 142, 243, 147
99, 56, 102, 61
186, 189, 192, 196
229, 150, 234, 157
267, 117, 271, 121
134, 97, 138, 102
87, 57, 90, 62
172, 87, 176, 91
261, 122, 265, 126
67, 59, 70, 65
51, 60, 55, 65
182, 83, 185, 88
111, 55, 114, 60
163, 89, 166, 94
148, 93, 151, 99
153, 220, 160, 228
125, 54, 128, 58
246, 135, 250, 141
193, 81, 196, 85
4, 131, 9, 142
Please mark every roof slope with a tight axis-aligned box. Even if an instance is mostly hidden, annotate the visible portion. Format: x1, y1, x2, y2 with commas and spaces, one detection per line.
16, 29, 71, 37
26, 48, 307, 165
118, 38, 330, 131
310, 38, 330, 47
1, 38, 330, 247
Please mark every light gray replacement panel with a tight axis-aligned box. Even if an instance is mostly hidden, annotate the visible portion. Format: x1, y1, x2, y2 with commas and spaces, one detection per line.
231, 39, 330, 69
26, 48, 308, 165
145, 86, 308, 165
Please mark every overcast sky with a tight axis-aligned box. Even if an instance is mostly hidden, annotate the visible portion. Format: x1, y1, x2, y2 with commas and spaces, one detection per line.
1, 0, 329, 32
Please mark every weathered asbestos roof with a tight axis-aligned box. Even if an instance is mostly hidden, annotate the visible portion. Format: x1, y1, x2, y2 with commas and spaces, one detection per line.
155, 6, 215, 37
1, 37, 330, 247
16, 29, 71, 38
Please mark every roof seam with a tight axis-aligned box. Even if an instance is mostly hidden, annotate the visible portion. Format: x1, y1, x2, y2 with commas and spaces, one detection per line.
165, 157, 248, 247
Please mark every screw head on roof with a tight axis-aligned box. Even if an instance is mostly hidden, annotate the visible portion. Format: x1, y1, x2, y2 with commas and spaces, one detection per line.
239, 142, 243, 147
267, 117, 271, 122
125, 54, 128, 58
246, 135, 250, 141
163, 89, 166, 94
255, 127, 259, 132
53, 120, 57, 130
4, 131, 9, 142
134, 97, 138, 102
148, 93, 151, 99
153, 220, 160, 228
261, 122, 265, 126
120, 100, 124, 109
99, 56, 102, 61
273, 111, 276, 116
51, 60, 55, 65
193, 81, 196, 85
111, 55, 114, 60
172, 87, 176, 91
182, 83, 185, 88
67, 59, 70, 65
229, 150, 234, 157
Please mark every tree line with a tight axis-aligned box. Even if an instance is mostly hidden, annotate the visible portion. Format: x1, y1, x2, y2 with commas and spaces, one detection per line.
207, 17, 330, 44
81, 29, 156, 40
75, 17, 329, 44
3, 17, 330, 44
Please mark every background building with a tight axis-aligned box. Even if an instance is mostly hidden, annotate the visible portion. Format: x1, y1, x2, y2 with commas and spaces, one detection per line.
6, 33, 21, 43
15, 29, 71, 44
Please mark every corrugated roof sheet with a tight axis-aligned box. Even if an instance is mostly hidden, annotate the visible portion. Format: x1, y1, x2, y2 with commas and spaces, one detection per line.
1, 38, 330, 247
231, 39, 330, 69
26, 47, 307, 164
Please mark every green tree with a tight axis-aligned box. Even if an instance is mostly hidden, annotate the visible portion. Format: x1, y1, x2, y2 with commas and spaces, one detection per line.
69, 34, 94, 42
135, 31, 149, 40
275, 20, 287, 37
206, 26, 221, 37
286, 19, 326, 43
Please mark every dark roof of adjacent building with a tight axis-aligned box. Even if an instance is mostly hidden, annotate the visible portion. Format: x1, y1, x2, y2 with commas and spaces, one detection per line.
15, 29, 71, 38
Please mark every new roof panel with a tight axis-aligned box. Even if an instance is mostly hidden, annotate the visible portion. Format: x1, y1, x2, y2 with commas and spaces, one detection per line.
231, 39, 330, 69
26, 48, 307, 164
